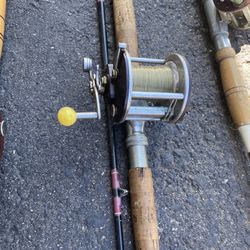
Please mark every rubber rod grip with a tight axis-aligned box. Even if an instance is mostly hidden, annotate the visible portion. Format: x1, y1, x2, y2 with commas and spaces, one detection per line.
113, 0, 139, 57
129, 168, 159, 250
216, 47, 250, 128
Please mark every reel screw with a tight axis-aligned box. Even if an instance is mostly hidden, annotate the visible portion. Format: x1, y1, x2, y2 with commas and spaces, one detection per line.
102, 76, 108, 85
83, 58, 93, 72
112, 69, 118, 79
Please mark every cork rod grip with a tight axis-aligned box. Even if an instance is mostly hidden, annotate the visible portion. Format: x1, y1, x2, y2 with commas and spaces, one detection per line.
216, 47, 250, 128
0, 0, 6, 58
113, 0, 139, 57
113, 1, 159, 249
129, 168, 159, 250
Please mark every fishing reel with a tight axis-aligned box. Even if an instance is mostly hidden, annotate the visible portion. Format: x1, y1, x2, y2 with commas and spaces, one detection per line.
214, 0, 250, 29
58, 43, 190, 126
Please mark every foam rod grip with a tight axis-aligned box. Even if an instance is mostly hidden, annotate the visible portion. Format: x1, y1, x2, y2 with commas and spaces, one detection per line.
0, 0, 6, 58
129, 168, 159, 250
216, 47, 250, 128
113, 0, 139, 57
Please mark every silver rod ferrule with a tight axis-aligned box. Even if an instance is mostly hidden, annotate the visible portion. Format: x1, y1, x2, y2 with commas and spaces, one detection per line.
126, 121, 149, 168
203, 0, 231, 50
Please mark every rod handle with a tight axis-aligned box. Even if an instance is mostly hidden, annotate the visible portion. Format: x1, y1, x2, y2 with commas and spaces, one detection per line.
113, 0, 138, 57
129, 168, 159, 250
216, 47, 250, 128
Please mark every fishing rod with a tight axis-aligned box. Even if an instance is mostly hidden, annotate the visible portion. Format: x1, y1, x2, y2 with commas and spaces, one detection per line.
97, 0, 127, 249
202, 0, 250, 154
57, 0, 191, 249
59, 1, 126, 248
0, 0, 6, 158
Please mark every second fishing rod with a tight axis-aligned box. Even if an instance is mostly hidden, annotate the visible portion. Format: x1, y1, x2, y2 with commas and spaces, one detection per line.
111, 1, 191, 248
203, 0, 250, 155
99, 0, 191, 248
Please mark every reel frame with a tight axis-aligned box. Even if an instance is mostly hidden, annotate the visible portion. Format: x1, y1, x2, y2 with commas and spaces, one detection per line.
111, 43, 191, 124
58, 43, 191, 126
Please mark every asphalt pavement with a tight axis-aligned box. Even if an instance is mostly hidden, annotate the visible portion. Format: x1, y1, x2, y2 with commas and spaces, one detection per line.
0, 0, 249, 249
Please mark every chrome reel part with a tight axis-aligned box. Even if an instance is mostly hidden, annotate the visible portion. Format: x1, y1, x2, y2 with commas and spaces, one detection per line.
57, 43, 191, 126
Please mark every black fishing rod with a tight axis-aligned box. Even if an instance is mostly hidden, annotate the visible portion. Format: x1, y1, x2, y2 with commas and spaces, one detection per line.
97, 1, 125, 249
58, 1, 126, 248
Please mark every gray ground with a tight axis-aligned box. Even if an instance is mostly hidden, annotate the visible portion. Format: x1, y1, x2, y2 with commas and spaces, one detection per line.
0, 0, 249, 249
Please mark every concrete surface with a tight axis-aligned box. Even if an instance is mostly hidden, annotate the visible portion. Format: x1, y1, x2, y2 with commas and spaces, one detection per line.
0, 0, 249, 249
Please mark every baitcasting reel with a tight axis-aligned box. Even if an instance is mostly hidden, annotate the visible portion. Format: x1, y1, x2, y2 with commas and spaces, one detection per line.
214, 0, 250, 29
58, 43, 191, 126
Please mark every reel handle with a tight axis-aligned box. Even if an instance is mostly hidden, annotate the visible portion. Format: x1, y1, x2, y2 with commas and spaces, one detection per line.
129, 168, 159, 250
216, 47, 250, 152
57, 107, 98, 127
57, 58, 102, 127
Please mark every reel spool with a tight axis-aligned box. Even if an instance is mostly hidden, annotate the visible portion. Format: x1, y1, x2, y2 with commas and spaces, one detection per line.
213, 0, 250, 29
58, 43, 191, 126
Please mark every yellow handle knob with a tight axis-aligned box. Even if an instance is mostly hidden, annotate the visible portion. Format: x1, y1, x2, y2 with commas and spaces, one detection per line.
58, 107, 77, 127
